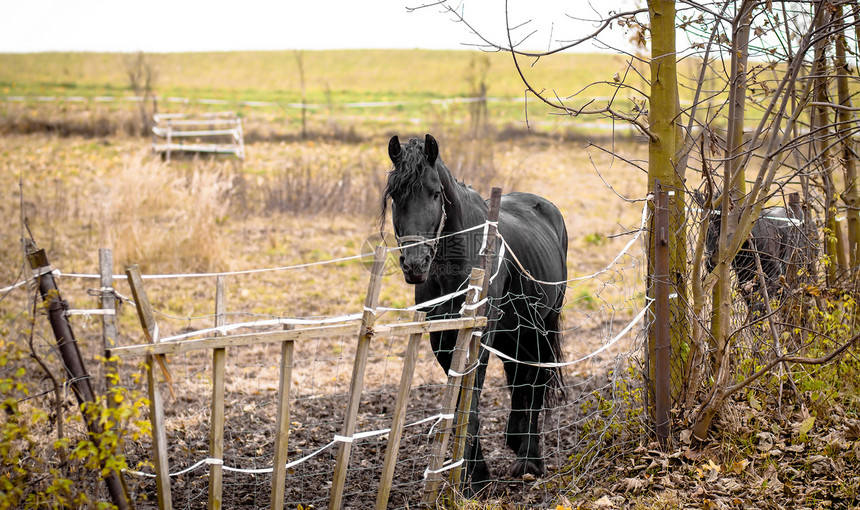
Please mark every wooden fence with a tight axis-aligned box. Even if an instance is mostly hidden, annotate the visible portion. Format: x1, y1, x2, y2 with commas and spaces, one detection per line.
151, 111, 245, 161
110, 246, 489, 509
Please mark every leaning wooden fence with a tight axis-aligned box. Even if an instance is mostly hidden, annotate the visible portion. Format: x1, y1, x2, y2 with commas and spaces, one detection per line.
110, 246, 488, 510
151, 111, 245, 161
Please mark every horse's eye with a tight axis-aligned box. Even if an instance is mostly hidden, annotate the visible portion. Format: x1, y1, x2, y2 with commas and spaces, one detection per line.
434, 191, 441, 200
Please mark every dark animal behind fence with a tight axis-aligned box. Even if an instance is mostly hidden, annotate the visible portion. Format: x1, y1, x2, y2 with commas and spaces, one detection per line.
382, 134, 568, 493
701, 196, 808, 316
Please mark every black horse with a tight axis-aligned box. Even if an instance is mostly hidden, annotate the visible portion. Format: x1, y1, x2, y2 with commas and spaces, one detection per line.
382, 134, 568, 490
702, 198, 805, 316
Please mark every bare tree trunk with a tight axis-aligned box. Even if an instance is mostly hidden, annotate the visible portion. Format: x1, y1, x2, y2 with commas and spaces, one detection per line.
691, 0, 828, 439
810, 7, 841, 283
834, 5, 860, 270
703, 2, 756, 437
725, 0, 755, 198
646, 0, 688, 415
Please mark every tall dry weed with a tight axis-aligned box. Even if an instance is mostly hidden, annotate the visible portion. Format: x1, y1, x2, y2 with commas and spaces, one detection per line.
97, 155, 234, 273
263, 149, 384, 218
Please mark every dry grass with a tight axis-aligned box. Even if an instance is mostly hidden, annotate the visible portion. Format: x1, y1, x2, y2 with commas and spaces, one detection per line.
95, 155, 236, 273
0, 128, 649, 508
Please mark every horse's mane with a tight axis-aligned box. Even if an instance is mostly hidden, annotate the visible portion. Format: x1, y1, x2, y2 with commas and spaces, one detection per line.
384, 138, 426, 202
381, 137, 449, 229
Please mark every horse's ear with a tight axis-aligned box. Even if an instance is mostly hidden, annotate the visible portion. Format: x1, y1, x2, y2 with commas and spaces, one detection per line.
388, 136, 402, 164
424, 134, 438, 166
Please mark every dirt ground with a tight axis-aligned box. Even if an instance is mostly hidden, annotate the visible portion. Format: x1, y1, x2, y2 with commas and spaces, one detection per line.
1, 133, 648, 509
116, 318, 641, 510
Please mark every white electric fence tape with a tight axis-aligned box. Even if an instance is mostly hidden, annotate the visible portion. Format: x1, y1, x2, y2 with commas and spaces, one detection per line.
124, 411, 460, 479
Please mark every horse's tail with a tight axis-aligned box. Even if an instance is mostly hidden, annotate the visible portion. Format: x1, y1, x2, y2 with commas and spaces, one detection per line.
544, 291, 567, 408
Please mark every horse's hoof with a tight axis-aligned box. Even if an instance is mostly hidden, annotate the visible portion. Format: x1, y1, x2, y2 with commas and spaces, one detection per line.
464, 463, 492, 498
508, 457, 546, 479
465, 477, 492, 498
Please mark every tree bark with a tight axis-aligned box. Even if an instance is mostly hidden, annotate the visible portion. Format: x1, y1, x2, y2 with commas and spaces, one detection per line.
647, 0, 688, 413
834, 5, 860, 269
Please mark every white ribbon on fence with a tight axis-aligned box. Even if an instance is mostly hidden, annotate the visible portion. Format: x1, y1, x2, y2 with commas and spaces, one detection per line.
123, 411, 460, 479
497, 200, 650, 286
479, 299, 651, 369
1, 221, 501, 293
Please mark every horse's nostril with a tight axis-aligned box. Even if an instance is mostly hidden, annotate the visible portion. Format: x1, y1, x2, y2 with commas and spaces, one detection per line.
423, 255, 432, 265
399, 255, 406, 267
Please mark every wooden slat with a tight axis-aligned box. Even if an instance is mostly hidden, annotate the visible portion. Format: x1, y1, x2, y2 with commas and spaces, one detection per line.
152, 143, 243, 155
424, 268, 485, 502
375, 310, 426, 510
110, 324, 359, 358
125, 266, 174, 396
126, 265, 173, 510
328, 246, 387, 510
270, 325, 295, 510
208, 276, 227, 510
110, 317, 486, 359
152, 126, 240, 137
373, 317, 486, 338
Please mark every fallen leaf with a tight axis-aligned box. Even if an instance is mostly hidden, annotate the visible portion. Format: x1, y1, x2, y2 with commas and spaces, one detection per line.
756, 431, 775, 451
594, 495, 614, 509
729, 459, 749, 475
620, 477, 644, 493
798, 416, 815, 440
680, 429, 693, 444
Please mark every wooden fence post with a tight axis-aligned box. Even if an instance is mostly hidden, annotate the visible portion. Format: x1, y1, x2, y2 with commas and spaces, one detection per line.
449, 187, 501, 490
653, 183, 671, 448
270, 323, 295, 510
208, 276, 227, 510
328, 245, 387, 510
424, 268, 485, 503
24, 240, 132, 510
374, 310, 427, 510
99, 248, 119, 399
165, 119, 172, 162
126, 265, 173, 510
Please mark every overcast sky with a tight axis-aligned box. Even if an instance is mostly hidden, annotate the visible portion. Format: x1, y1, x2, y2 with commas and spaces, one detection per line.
0, 1, 639, 53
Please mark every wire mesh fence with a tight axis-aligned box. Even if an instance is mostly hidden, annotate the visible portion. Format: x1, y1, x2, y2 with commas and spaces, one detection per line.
652, 181, 825, 429
0, 206, 652, 508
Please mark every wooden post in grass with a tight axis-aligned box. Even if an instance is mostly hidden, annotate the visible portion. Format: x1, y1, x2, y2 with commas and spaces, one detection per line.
424, 268, 485, 503
126, 264, 173, 510
208, 276, 227, 510
99, 248, 119, 400
328, 245, 387, 510
270, 322, 295, 510
25, 241, 133, 510
165, 119, 172, 162
374, 310, 427, 510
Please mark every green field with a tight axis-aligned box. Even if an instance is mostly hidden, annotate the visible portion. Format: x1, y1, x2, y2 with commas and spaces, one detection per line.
0, 50, 635, 102
0, 50, 658, 135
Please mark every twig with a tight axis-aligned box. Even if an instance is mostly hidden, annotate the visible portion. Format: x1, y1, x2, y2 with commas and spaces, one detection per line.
723, 330, 860, 399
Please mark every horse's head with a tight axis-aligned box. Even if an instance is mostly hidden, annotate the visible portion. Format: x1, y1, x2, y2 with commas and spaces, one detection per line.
382, 134, 446, 285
